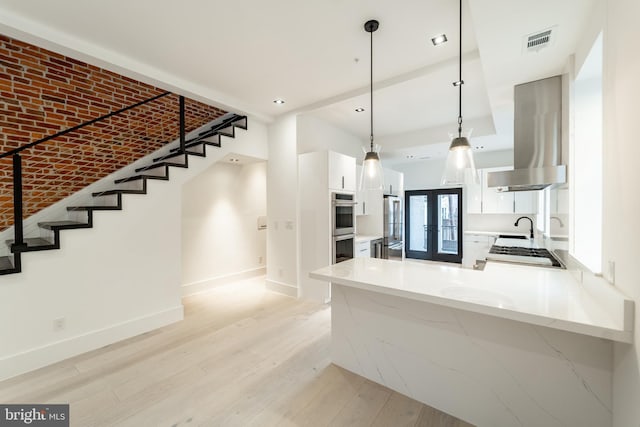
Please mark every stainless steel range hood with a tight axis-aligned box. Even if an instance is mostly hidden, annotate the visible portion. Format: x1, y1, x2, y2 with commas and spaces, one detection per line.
487, 75, 566, 192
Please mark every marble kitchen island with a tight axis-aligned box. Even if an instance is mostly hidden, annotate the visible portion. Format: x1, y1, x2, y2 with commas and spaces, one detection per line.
310, 258, 634, 427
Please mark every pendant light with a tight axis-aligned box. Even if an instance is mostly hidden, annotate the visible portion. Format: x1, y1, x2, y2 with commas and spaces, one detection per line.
441, 0, 478, 186
360, 19, 384, 191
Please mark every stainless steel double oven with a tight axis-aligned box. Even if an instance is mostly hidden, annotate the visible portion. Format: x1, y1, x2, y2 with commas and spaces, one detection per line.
331, 192, 356, 263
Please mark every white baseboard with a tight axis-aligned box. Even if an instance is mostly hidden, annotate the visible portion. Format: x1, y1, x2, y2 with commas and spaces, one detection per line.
181, 267, 267, 297
0, 305, 184, 382
265, 279, 298, 298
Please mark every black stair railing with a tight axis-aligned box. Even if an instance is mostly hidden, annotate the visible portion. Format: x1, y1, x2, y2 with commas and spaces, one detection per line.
0, 91, 184, 267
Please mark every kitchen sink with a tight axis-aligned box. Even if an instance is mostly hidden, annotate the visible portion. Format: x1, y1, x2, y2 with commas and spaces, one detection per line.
498, 234, 527, 239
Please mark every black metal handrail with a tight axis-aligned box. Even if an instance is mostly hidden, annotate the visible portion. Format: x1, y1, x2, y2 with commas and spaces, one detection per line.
0, 91, 172, 159
3, 90, 185, 271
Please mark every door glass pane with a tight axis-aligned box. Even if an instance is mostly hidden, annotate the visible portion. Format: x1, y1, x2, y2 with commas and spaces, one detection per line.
409, 195, 428, 252
438, 194, 459, 255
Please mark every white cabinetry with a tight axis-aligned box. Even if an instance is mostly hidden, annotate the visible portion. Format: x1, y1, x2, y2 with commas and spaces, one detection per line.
383, 168, 403, 196
467, 167, 538, 214
328, 151, 356, 192
355, 165, 384, 218
355, 240, 371, 258
298, 150, 356, 303
514, 192, 536, 213
465, 170, 483, 214
355, 167, 401, 237
482, 167, 514, 213
462, 233, 496, 267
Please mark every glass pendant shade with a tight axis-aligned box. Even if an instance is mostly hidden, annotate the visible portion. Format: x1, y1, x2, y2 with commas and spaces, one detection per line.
360, 146, 384, 190
441, 135, 478, 185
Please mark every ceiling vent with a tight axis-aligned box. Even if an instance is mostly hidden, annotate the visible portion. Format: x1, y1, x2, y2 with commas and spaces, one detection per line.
523, 27, 555, 53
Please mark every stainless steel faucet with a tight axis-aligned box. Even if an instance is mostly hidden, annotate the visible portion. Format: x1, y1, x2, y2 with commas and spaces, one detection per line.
550, 216, 564, 227
515, 216, 534, 239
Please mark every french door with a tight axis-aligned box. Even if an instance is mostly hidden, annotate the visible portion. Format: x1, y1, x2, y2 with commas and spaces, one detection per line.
405, 188, 463, 263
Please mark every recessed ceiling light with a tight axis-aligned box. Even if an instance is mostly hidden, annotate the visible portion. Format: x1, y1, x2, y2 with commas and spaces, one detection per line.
406, 155, 415, 159
355, 107, 365, 112
229, 158, 240, 163
273, 99, 285, 104
474, 145, 485, 150
431, 34, 448, 46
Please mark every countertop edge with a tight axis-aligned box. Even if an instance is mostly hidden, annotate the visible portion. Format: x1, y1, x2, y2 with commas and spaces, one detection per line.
310, 269, 633, 344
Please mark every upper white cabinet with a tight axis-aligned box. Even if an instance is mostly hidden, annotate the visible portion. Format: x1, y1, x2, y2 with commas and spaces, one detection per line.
355, 165, 383, 216
466, 167, 538, 214
465, 169, 483, 214
356, 166, 402, 216
383, 168, 403, 196
514, 191, 536, 214
481, 167, 514, 213
328, 151, 356, 192
550, 185, 569, 214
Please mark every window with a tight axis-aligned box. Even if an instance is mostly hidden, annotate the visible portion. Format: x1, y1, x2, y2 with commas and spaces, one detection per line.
572, 32, 603, 273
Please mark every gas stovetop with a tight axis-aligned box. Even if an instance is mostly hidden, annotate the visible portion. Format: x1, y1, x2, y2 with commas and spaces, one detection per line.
487, 245, 563, 268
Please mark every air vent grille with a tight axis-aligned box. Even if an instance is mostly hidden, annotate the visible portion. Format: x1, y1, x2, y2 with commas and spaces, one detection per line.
523, 27, 555, 53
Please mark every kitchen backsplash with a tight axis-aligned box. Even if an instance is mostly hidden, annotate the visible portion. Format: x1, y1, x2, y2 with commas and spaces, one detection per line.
466, 213, 539, 234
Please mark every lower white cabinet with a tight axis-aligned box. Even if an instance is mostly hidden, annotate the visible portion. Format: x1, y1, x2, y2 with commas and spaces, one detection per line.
462, 233, 495, 267
355, 240, 371, 258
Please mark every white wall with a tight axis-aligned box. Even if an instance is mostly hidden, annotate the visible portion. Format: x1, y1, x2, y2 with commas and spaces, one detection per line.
396, 149, 514, 191
572, 34, 603, 273
297, 114, 365, 158
598, 0, 640, 425
266, 114, 299, 297
181, 160, 267, 295
0, 118, 268, 381
267, 114, 365, 299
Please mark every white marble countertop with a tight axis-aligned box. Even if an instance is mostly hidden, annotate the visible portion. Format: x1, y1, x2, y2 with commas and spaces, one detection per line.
310, 257, 633, 343
355, 235, 383, 243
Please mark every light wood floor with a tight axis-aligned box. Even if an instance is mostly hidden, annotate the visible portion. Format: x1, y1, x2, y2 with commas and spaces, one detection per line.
0, 277, 473, 427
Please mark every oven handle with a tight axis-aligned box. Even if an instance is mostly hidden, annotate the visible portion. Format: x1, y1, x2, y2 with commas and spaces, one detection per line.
332, 201, 357, 206
334, 234, 355, 242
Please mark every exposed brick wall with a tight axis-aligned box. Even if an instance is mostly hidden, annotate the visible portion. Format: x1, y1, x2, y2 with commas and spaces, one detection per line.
0, 35, 227, 231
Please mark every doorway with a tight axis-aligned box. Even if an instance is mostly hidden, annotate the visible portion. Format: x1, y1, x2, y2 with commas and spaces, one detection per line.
405, 188, 463, 263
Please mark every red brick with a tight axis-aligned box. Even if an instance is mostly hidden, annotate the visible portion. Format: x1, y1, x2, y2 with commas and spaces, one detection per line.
0, 35, 226, 230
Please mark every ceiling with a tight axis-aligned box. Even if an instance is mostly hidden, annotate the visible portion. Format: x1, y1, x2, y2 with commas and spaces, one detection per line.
0, 0, 597, 166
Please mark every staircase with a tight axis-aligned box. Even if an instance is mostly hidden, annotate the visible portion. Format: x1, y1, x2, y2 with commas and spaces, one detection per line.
0, 94, 247, 276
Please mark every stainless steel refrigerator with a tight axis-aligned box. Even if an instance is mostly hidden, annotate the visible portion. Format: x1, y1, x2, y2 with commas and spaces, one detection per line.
383, 195, 403, 260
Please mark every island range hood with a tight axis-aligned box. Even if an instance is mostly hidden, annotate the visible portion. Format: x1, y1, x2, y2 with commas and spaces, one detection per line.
487, 75, 566, 191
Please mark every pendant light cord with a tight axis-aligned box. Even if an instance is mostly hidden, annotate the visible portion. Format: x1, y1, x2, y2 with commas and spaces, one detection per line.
457, 0, 463, 138
370, 28, 374, 151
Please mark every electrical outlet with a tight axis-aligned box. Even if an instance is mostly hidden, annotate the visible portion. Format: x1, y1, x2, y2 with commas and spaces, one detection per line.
285, 221, 294, 230
53, 317, 66, 332
258, 256, 263, 264
278, 268, 283, 278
